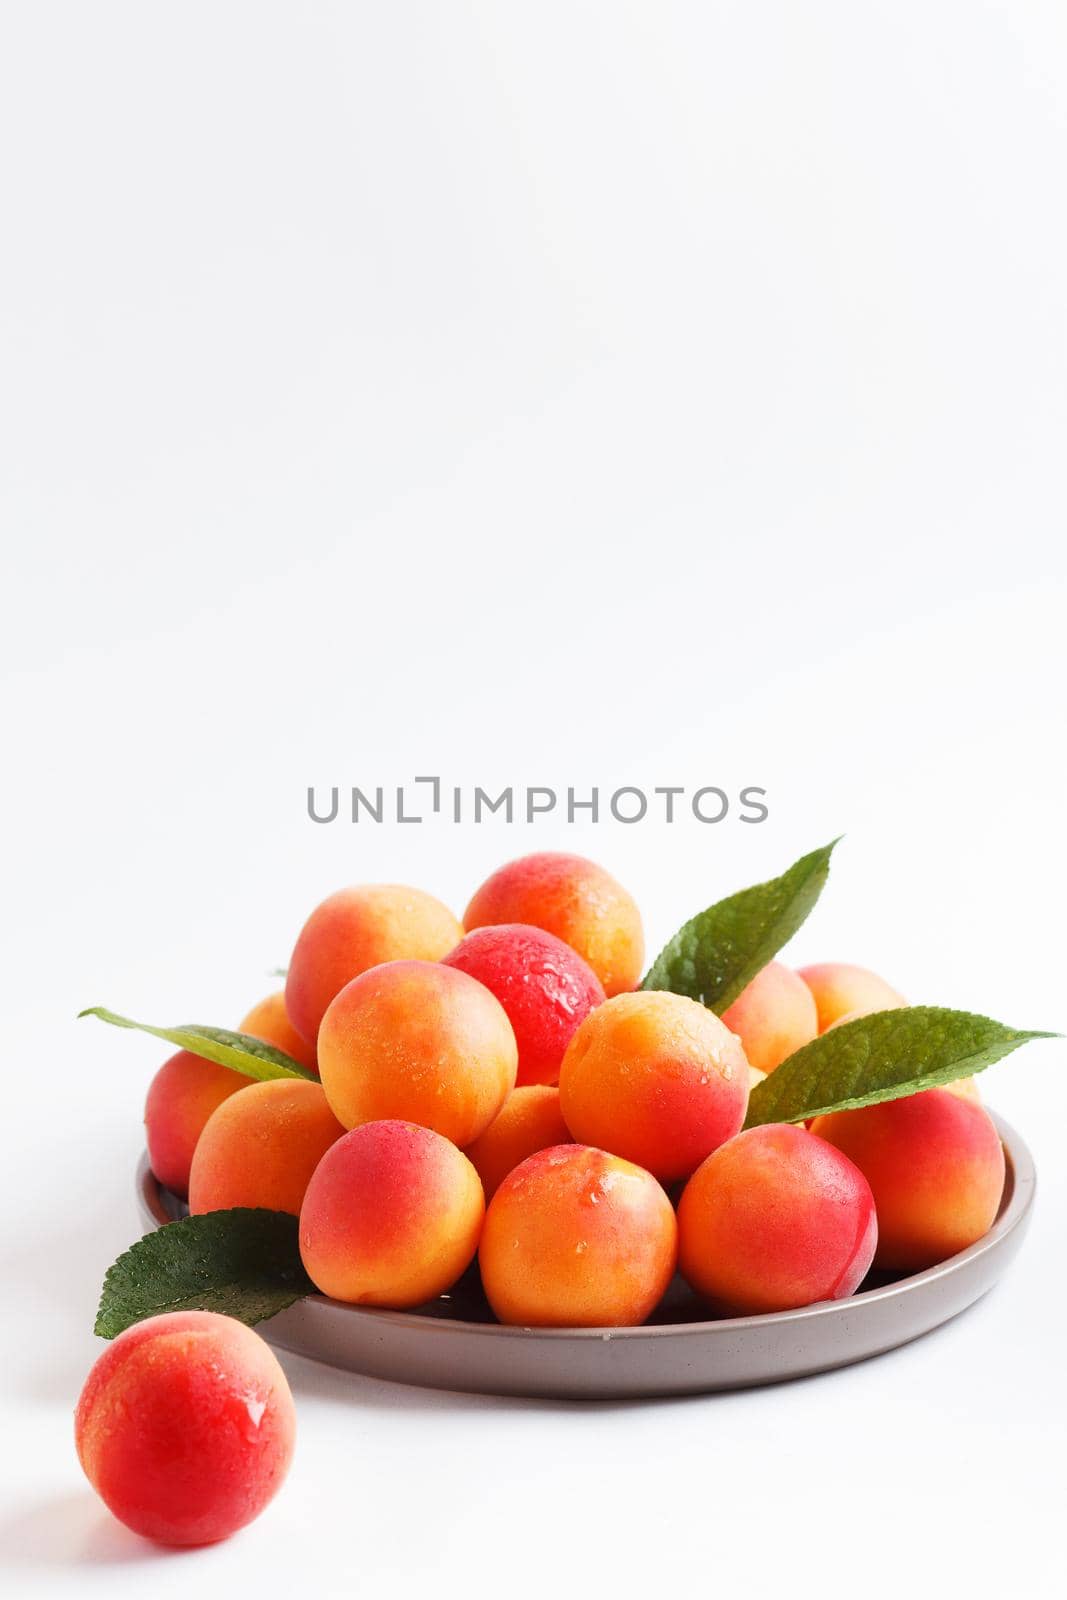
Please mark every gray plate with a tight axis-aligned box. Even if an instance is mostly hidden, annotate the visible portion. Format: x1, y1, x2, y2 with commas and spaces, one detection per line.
133, 1112, 1034, 1400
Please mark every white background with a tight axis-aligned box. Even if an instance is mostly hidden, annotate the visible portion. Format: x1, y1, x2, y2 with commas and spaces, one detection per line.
2, 3, 1065, 1597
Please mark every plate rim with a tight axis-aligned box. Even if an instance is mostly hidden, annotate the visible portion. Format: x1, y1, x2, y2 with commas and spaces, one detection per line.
133, 1109, 1035, 1343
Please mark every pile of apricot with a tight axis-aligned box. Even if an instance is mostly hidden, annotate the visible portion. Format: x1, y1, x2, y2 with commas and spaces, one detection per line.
144, 851, 1007, 1327
78, 850, 1011, 1546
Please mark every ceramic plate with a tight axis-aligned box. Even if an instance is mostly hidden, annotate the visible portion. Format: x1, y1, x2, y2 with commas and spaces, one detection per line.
133, 1113, 1034, 1399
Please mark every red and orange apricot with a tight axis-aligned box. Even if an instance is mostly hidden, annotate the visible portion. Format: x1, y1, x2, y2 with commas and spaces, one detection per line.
239, 991, 318, 1074
811, 1088, 1004, 1271
720, 961, 818, 1074
559, 990, 749, 1182
464, 852, 644, 998
188, 1079, 344, 1217
285, 884, 463, 1045
144, 1051, 246, 1199
797, 962, 905, 1033
678, 1124, 877, 1314
479, 1144, 677, 1327
300, 1120, 484, 1307
442, 923, 605, 1086
317, 960, 517, 1146
75, 1311, 295, 1545
464, 1086, 573, 1201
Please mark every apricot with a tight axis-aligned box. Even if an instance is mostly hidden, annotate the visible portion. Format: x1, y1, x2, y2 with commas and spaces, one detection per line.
720, 961, 818, 1073
144, 1051, 246, 1199
300, 1119, 484, 1307
285, 884, 463, 1045
318, 960, 517, 1146
479, 1144, 677, 1327
75, 1311, 295, 1545
678, 1124, 877, 1314
188, 1079, 344, 1217
464, 852, 644, 997
559, 990, 749, 1181
796, 962, 905, 1033
464, 1086, 573, 1200
239, 991, 318, 1074
811, 1088, 1005, 1271
442, 923, 605, 1086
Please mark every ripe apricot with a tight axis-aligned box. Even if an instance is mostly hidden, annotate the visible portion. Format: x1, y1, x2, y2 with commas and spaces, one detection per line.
479, 1144, 677, 1327
720, 961, 818, 1074
678, 1124, 878, 1314
464, 1086, 572, 1201
144, 1051, 246, 1199
75, 1311, 295, 1545
285, 884, 463, 1045
188, 1079, 344, 1217
811, 1089, 1005, 1271
796, 962, 905, 1033
300, 1119, 484, 1307
442, 923, 605, 1086
559, 990, 749, 1181
464, 852, 644, 997
239, 991, 318, 1074
318, 960, 517, 1146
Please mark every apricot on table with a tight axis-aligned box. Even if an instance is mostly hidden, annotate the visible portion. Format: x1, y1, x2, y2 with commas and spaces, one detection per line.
285, 884, 463, 1045
318, 960, 517, 1146
796, 962, 905, 1033
239, 991, 318, 1074
464, 1085, 572, 1201
678, 1124, 878, 1315
811, 1088, 1005, 1271
464, 852, 644, 997
188, 1078, 344, 1217
75, 1311, 295, 1545
720, 961, 818, 1074
144, 1051, 247, 1199
442, 923, 605, 1086
479, 1144, 677, 1327
559, 990, 749, 1181
300, 1119, 484, 1307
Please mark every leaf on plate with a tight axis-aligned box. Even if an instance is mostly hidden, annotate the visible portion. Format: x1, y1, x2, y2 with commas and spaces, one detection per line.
95, 1208, 313, 1338
744, 1005, 1056, 1127
79, 1008, 315, 1082
641, 839, 839, 1011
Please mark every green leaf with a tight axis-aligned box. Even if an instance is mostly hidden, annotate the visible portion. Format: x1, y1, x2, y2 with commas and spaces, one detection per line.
744, 1006, 1057, 1128
95, 1209, 314, 1338
78, 1008, 316, 1082
641, 839, 840, 1011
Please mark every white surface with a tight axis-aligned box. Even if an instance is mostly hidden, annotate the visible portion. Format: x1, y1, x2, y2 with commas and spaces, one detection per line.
2, 4, 1065, 1597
